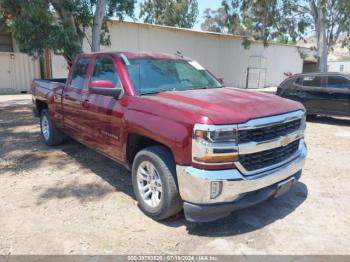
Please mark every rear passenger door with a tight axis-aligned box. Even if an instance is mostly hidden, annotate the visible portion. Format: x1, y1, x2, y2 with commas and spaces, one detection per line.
293, 75, 326, 114
324, 75, 350, 116
62, 57, 91, 140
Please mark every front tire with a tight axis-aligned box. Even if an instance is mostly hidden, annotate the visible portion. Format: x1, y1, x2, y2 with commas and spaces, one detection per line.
40, 109, 65, 146
132, 146, 182, 221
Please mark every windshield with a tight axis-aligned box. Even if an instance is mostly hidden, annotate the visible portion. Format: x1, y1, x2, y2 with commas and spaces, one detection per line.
125, 58, 222, 95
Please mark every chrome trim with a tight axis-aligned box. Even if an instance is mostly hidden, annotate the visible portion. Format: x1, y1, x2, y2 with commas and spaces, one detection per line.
194, 123, 238, 132
191, 110, 305, 168
235, 110, 305, 175
237, 110, 305, 130
236, 139, 304, 176
176, 141, 307, 204
238, 130, 304, 155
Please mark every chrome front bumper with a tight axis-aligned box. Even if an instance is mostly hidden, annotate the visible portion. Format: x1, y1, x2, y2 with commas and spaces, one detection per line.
176, 139, 307, 204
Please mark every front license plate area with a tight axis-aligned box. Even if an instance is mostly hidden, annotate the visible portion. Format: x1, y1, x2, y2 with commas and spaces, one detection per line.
274, 177, 296, 198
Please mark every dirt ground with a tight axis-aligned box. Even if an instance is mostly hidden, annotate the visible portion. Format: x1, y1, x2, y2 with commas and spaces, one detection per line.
0, 94, 349, 255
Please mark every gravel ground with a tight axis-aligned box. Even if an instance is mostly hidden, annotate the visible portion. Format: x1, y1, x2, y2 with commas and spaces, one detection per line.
0, 94, 349, 255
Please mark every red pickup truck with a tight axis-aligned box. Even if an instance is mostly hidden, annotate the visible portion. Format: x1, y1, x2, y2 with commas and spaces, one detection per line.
31, 52, 307, 222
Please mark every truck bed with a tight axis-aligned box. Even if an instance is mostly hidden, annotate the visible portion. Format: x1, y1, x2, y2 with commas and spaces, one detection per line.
31, 79, 66, 98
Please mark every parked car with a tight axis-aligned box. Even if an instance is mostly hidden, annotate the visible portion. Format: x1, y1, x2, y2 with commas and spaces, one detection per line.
31, 52, 307, 222
277, 72, 350, 117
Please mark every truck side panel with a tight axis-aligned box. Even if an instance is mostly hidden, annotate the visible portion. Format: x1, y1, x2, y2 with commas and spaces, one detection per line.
31, 79, 66, 129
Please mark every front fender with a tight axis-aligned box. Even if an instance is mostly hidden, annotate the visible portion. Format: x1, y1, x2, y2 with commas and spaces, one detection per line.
123, 109, 193, 165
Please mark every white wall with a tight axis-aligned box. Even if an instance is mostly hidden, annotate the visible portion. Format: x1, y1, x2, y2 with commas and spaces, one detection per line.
328, 61, 350, 74
52, 21, 304, 88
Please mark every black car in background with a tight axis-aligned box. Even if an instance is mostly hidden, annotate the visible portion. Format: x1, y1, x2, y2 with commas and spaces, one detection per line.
277, 73, 350, 117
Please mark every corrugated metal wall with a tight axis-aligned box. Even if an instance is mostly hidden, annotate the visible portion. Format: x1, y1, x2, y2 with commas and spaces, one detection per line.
0, 52, 40, 94
51, 21, 305, 88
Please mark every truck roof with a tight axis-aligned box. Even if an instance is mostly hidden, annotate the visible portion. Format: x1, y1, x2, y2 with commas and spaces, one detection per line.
79, 51, 189, 60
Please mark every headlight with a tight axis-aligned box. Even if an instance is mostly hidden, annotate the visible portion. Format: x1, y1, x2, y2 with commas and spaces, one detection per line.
192, 124, 238, 165
194, 128, 237, 143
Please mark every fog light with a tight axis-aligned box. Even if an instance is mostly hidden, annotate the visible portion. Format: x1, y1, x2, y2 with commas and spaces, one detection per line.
210, 181, 223, 199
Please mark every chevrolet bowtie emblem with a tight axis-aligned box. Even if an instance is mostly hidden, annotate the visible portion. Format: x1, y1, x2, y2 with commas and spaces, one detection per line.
281, 137, 290, 147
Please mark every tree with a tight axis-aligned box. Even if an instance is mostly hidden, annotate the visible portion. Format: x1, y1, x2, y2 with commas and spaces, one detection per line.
201, 7, 241, 34
92, 0, 108, 52
201, 0, 308, 48
201, 0, 350, 72
139, 0, 198, 28
0, 0, 135, 63
308, 0, 350, 72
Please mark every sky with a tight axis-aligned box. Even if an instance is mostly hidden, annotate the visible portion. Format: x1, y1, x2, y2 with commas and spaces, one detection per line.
194, 0, 222, 29
129, 0, 223, 30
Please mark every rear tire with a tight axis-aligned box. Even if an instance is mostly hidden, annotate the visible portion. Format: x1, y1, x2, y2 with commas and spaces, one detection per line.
132, 146, 183, 221
40, 109, 65, 146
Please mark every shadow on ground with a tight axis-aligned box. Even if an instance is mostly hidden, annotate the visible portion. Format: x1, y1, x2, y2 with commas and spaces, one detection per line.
307, 115, 350, 126
1, 103, 134, 203
61, 142, 134, 200
37, 179, 116, 204
2, 99, 308, 237
164, 182, 308, 237
39, 137, 308, 237
34, 141, 135, 204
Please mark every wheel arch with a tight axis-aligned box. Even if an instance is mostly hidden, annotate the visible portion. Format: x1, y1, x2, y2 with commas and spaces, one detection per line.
126, 133, 175, 167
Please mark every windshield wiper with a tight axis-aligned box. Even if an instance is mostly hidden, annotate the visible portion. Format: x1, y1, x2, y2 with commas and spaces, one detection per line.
193, 86, 222, 90
139, 88, 176, 96
139, 86, 222, 95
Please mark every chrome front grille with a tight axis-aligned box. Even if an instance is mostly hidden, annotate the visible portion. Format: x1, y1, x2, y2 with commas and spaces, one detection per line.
239, 139, 300, 172
238, 119, 301, 143
236, 110, 305, 175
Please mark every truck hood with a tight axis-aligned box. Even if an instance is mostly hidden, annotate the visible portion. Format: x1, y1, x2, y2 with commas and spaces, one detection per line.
139, 87, 304, 125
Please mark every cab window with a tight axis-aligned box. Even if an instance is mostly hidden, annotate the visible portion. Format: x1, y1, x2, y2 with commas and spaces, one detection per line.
302, 76, 322, 87
71, 58, 90, 89
327, 76, 350, 88
295, 77, 303, 85
91, 58, 122, 88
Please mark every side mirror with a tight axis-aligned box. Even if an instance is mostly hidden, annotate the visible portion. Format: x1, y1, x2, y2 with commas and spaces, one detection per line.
217, 78, 224, 85
89, 80, 123, 98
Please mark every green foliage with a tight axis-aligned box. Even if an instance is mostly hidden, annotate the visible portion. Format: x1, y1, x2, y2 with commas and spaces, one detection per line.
320, 0, 350, 49
0, 0, 135, 62
201, 0, 310, 48
139, 0, 198, 28
108, 0, 135, 19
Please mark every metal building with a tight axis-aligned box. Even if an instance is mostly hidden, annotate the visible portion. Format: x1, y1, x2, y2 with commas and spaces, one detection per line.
0, 28, 41, 94
51, 21, 308, 89
0, 21, 310, 93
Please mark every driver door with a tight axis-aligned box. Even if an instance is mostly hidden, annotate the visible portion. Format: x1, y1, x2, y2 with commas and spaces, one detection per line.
82, 55, 126, 161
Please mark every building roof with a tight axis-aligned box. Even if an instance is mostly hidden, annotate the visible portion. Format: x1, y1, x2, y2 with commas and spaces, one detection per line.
328, 57, 350, 62
108, 20, 309, 49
